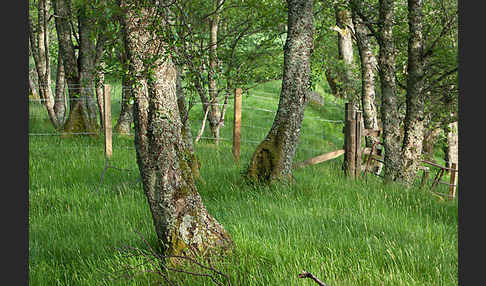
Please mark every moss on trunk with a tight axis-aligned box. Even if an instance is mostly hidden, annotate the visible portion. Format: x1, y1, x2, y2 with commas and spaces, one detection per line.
246, 0, 313, 184
62, 99, 99, 136
247, 133, 288, 183
121, 0, 232, 259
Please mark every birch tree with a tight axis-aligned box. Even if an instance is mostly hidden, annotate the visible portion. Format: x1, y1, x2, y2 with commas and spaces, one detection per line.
247, 0, 314, 182
120, 0, 232, 257
396, 0, 425, 185
29, 0, 66, 129
53, 0, 106, 134
377, 0, 402, 183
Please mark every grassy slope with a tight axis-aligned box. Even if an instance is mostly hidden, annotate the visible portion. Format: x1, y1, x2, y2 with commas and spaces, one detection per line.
29, 81, 457, 285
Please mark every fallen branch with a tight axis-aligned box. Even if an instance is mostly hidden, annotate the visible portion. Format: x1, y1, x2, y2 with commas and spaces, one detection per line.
294, 149, 345, 169
298, 271, 328, 286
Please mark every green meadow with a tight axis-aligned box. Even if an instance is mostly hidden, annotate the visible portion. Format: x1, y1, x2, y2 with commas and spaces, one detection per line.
29, 81, 458, 285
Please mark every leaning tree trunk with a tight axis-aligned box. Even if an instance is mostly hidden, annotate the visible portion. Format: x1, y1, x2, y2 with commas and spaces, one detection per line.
28, 45, 39, 99
29, 71, 38, 99
247, 0, 314, 183
28, 0, 63, 130
396, 0, 425, 185
377, 0, 402, 183
121, 0, 232, 257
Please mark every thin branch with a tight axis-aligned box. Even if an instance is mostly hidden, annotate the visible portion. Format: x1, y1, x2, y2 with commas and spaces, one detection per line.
423, 67, 458, 93
349, 1, 380, 43
195, 107, 210, 143
298, 271, 329, 286
422, 9, 458, 60
199, 0, 227, 22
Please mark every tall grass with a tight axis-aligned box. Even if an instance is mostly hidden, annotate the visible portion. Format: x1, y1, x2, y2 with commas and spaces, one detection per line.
29, 80, 457, 285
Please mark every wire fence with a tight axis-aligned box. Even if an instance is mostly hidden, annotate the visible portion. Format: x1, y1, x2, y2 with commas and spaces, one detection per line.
29, 84, 346, 167
29, 84, 457, 198
185, 90, 346, 164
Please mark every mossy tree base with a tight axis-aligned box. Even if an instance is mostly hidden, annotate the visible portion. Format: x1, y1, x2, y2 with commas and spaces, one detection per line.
62, 99, 100, 136
246, 134, 291, 184
114, 119, 132, 135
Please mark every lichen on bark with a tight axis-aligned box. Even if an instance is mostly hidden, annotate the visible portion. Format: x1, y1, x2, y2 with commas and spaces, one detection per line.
121, 0, 232, 258
246, 0, 314, 183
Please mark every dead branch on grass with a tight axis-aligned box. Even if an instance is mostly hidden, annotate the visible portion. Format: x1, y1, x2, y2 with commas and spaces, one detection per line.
298, 270, 329, 286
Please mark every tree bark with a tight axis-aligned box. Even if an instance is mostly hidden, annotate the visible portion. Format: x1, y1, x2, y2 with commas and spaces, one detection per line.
95, 63, 106, 129
28, 43, 39, 99
377, 0, 402, 183
247, 0, 314, 183
207, 0, 224, 144
54, 52, 67, 126
114, 40, 134, 135
28, 0, 62, 129
334, 6, 358, 108
29, 72, 38, 99
445, 121, 458, 171
54, 0, 100, 135
351, 9, 379, 147
176, 67, 201, 181
396, 0, 425, 185
121, 0, 232, 257
114, 73, 134, 135
351, 5, 382, 174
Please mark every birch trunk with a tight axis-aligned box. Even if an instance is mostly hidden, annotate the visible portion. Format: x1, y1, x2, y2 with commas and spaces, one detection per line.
28, 0, 62, 129
446, 121, 458, 171
334, 7, 358, 108
207, 0, 224, 144
28, 44, 39, 99
121, 0, 232, 256
54, 52, 67, 126
54, 0, 100, 134
114, 73, 134, 135
29, 72, 38, 99
378, 0, 402, 183
352, 7, 382, 174
177, 67, 201, 180
247, 0, 314, 182
114, 44, 134, 135
352, 10, 379, 147
397, 0, 425, 185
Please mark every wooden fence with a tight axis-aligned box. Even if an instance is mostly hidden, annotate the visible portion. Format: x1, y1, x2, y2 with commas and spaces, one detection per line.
100, 88, 457, 199
344, 102, 460, 199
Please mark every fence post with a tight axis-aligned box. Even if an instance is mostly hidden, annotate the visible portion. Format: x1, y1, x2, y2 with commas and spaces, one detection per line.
355, 111, 362, 177
104, 84, 112, 160
232, 88, 242, 164
343, 103, 356, 178
449, 162, 457, 198
420, 167, 430, 189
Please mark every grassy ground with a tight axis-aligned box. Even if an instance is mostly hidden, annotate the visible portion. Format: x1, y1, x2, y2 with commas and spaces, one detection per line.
29, 81, 458, 285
